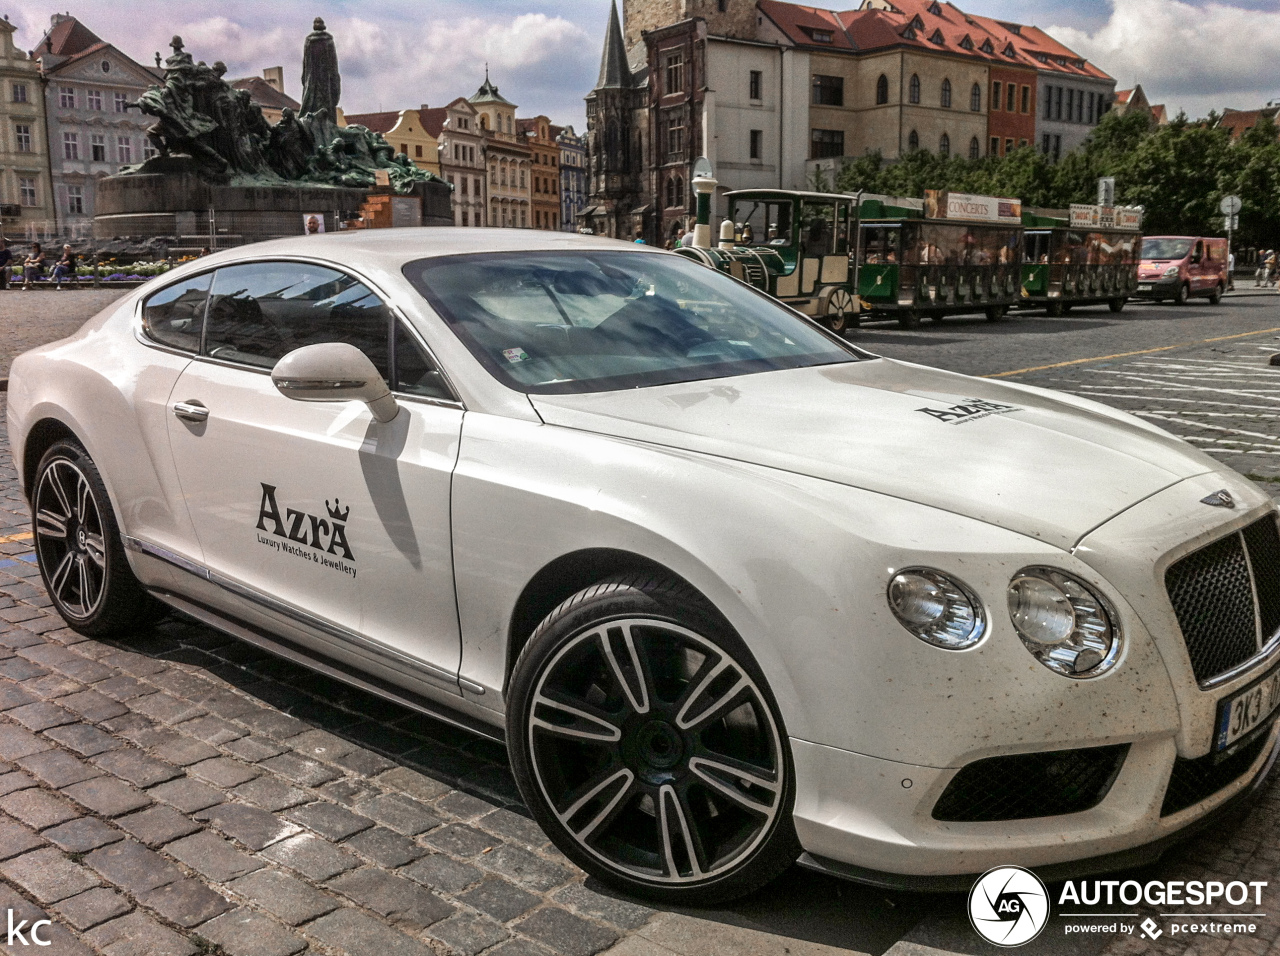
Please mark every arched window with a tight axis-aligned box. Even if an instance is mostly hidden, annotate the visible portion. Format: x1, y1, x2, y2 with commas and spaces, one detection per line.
909, 74, 920, 104
908, 129, 919, 151
939, 133, 950, 157
479, 114, 488, 130
876, 74, 889, 105
969, 136, 980, 160
941, 79, 952, 108
970, 82, 981, 111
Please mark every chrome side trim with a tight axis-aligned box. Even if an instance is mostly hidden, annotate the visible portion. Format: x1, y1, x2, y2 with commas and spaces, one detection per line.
123, 535, 483, 695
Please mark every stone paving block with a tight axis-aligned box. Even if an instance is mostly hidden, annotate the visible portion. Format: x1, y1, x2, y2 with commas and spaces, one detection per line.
172, 714, 245, 745
221, 735, 287, 762
428, 912, 511, 955
286, 800, 374, 841
99, 712, 156, 737
237, 709, 309, 740
197, 690, 258, 720
138, 878, 233, 928
54, 886, 133, 931
0, 605, 47, 623
1, 846, 100, 902
64, 775, 153, 817
0, 814, 45, 860
402, 852, 484, 894
58, 688, 129, 722
261, 832, 360, 881
18, 747, 101, 787
43, 721, 123, 756
6, 700, 75, 730
116, 806, 200, 847
285, 728, 359, 762
518, 906, 621, 956
480, 808, 551, 849
95, 675, 157, 702
333, 747, 396, 776
374, 765, 452, 801
52, 656, 114, 684
199, 906, 306, 956
0, 682, 36, 710
436, 788, 499, 821
143, 730, 221, 766
99, 650, 167, 678
86, 838, 185, 895
194, 802, 300, 850
166, 831, 265, 882
0, 768, 36, 795
44, 816, 125, 853
225, 868, 340, 926
307, 907, 438, 956
355, 791, 442, 835
186, 756, 260, 788
84, 910, 198, 956
132, 692, 205, 726
482, 844, 577, 892
231, 774, 310, 811
146, 668, 214, 700
328, 867, 455, 930
147, 776, 225, 813
0, 657, 45, 680
91, 748, 183, 787
486, 940, 557, 956
259, 751, 342, 786
319, 778, 378, 806
344, 825, 427, 868
0, 721, 52, 759
23, 673, 84, 699
458, 877, 541, 923
425, 822, 499, 857
0, 786, 81, 828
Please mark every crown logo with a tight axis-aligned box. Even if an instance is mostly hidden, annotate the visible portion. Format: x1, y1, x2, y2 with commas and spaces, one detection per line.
326, 498, 350, 522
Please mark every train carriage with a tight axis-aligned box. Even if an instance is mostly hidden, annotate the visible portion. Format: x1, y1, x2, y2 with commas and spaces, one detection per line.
1020, 204, 1142, 315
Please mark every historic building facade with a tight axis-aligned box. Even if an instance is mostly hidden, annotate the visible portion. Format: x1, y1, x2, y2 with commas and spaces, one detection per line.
423, 98, 487, 227
518, 116, 560, 230
341, 107, 443, 178
555, 125, 588, 232
229, 68, 299, 125
0, 17, 55, 232
34, 14, 160, 229
471, 74, 532, 228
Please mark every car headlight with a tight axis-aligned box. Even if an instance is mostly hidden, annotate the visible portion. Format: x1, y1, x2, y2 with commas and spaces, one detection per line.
1008, 568, 1121, 678
888, 568, 986, 650
1163, 266, 1179, 277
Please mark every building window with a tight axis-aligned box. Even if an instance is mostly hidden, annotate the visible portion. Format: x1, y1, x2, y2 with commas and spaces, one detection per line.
12, 83, 27, 103
460, 177, 468, 196
114, 92, 128, 113
87, 89, 102, 110
19, 177, 36, 206
1054, 86, 1063, 120
59, 86, 74, 108
810, 128, 844, 159
1021, 85, 1030, 113
665, 51, 684, 95
969, 136, 980, 160
462, 211, 470, 227
91, 134, 106, 162
1065, 89, 1074, 123
939, 133, 950, 157
908, 74, 920, 104
1052, 134, 1061, 161
991, 136, 1000, 156
143, 141, 157, 160
1087, 91, 1095, 124
812, 74, 844, 107
1004, 137, 1014, 154
940, 79, 951, 108
14, 124, 30, 152
520, 209, 527, 227
520, 168, 526, 188
876, 74, 889, 105
101, 59, 110, 73
63, 132, 79, 160
1044, 86, 1053, 119
908, 129, 919, 151
1041, 133, 1051, 154
665, 116, 686, 161
66, 185, 84, 215
749, 129, 763, 159
474, 177, 481, 195
991, 81, 1001, 111
1076, 90, 1083, 122
415, 144, 423, 158
749, 69, 762, 101
970, 83, 981, 111
1006, 83, 1016, 112
117, 136, 132, 164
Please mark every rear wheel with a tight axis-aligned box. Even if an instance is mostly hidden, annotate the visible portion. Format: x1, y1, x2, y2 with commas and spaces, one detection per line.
33, 441, 164, 636
897, 310, 921, 330
985, 305, 1007, 322
1108, 298, 1126, 313
1208, 283, 1223, 305
823, 288, 857, 333
1174, 282, 1190, 305
508, 574, 798, 905
1046, 300, 1065, 318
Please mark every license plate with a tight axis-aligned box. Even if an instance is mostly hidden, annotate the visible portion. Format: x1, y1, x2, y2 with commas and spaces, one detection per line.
1216, 666, 1280, 751
1137, 283, 1152, 291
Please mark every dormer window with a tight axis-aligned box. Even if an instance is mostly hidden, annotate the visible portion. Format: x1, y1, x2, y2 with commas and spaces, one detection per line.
1057, 57, 1066, 66
808, 28, 833, 43
980, 38, 994, 53
927, 1, 942, 14
959, 34, 973, 50
1003, 42, 1016, 56
930, 29, 945, 45
901, 25, 917, 39
910, 15, 925, 30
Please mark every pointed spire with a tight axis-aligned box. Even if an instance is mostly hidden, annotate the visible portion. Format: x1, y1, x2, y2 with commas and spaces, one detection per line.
595, 0, 633, 91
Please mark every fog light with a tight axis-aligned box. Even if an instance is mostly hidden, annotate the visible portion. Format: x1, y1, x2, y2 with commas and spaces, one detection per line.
1008, 568, 1121, 678
888, 569, 985, 650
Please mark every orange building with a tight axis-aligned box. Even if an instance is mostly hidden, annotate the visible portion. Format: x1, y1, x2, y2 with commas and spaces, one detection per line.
986, 63, 1037, 156
518, 116, 560, 231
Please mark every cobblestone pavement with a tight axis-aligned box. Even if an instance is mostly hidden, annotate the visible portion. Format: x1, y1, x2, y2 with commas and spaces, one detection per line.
0, 289, 129, 378
1, 293, 1280, 956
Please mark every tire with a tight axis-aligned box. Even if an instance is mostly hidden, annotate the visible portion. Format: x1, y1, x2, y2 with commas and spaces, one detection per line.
1109, 298, 1126, 313
507, 573, 800, 905
1208, 284, 1223, 305
898, 310, 921, 329
823, 287, 857, 333
1046, 300, 1065, 318
985, 305, 1007, 322
32, 440, 164, 636
1174, 282, 1189, 305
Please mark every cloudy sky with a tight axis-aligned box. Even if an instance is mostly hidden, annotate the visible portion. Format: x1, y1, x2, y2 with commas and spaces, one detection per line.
10, 0, 1279, 131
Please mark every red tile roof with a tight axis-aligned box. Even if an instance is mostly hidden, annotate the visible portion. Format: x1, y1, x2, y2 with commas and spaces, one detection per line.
229, 76, 300, 112
343, 110, 402, 134
38, 15, 102, 57
417, 107, 449, 138
759, 1, 856, 51
1218, 107, 1280, 140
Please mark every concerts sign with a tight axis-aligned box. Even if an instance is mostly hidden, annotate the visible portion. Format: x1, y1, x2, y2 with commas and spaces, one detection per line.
1070, 203, 1144, 231
925, 190, 1022, 224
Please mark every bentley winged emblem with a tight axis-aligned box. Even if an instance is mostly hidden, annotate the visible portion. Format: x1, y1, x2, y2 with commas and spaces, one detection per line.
1200, 490, 1236, 509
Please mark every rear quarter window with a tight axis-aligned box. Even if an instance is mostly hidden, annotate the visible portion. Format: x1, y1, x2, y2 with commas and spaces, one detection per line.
142, 273, 212, 352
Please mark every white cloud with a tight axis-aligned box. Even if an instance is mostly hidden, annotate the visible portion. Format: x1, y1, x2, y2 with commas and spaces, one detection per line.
1051, 0, 1280, 117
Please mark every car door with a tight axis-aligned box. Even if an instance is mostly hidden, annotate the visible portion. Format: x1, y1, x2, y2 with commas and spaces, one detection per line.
165, 259, 465, 687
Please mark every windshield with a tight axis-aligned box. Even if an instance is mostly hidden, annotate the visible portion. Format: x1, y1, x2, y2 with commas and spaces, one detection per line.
1141, 238, 1193, 261
403, 251, 857, 394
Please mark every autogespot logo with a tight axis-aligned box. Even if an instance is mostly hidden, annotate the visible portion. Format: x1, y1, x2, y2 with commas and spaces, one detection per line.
969, 866, 1050, 947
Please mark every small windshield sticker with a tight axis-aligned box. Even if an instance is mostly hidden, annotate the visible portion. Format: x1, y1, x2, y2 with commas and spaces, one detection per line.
503, 347, 529, 364
917, 398, 1021, 425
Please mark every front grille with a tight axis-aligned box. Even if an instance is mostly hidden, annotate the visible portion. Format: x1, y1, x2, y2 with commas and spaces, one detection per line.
1161, 732, 1271, 816
1165, 515, 1280, 684
932, 745, 1128, 822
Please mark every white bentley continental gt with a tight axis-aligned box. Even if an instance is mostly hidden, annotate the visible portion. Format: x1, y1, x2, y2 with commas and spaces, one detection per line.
8, 230, 1279, 903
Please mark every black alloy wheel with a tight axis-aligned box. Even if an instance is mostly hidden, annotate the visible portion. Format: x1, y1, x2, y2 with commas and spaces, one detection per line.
33, 441, 162, 636
508, 574, 798, 904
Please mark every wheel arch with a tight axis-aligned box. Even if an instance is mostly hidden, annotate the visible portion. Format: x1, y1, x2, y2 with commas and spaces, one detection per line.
22, 417, 82, 503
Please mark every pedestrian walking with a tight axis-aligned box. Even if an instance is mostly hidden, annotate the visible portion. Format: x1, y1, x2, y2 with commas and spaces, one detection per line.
1227, 250, 1235, 291
21, 243, 45, 290
1267, 250, 1278, 288
51, 244, 77, 289
0, 238, 12, 291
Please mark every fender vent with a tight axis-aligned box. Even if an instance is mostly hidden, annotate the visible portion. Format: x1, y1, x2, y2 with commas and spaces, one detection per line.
932, 745, 1128, 822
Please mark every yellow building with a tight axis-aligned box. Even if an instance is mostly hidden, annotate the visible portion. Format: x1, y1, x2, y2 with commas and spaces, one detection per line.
340, 107, 442, 178
0, 17, 55, 231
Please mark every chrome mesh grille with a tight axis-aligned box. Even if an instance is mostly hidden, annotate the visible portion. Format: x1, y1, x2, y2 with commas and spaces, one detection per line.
1244, 516, 1280, 641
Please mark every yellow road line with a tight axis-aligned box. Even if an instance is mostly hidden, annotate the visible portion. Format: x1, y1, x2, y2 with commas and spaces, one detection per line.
983, 326, 1280, 379
0, 530, 32, 545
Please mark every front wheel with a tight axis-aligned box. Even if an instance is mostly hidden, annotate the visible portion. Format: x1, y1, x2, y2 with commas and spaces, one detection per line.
33, 441, 165, 636
1174, 282, 1190, 305
1208, 283, 1223, 305
985, 305, 1007, 322
898, 310, 921, 330
1046, 300, 1065, 318
507, 574, 799, 905
1109, 297, 1126, 313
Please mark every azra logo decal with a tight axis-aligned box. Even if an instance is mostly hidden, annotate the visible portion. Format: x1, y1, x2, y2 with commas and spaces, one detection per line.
917, 398, 1020, 425
255, 484, 356, 578
968, 866, 1050, 947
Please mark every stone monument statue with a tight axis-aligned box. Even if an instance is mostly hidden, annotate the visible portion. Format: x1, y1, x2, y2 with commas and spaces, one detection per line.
300, 17, 341, 124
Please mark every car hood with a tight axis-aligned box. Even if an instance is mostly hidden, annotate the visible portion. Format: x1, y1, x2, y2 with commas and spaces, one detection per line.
529, 358, 1217, 551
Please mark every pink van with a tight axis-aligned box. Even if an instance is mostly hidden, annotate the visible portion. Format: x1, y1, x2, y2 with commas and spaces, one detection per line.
1135, 236, 1227, 304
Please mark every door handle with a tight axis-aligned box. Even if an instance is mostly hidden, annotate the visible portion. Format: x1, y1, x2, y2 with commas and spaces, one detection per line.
173, 401, 209, 423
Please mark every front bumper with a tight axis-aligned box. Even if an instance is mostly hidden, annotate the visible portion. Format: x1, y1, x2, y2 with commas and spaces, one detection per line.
1132, 276, 1180, 298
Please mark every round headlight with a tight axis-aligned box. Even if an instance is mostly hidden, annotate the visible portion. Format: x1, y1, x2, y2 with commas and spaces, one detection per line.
888, 569, 986, 650
1008, 568, 1121, 678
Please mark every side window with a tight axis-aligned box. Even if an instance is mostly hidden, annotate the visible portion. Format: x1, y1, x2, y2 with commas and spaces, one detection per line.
142, 273, 211, 352
393, 322, 452, 401
204, 262, 390, 379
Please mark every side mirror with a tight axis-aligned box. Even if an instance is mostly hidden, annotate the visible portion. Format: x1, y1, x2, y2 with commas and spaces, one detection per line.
271, 343, 399, 423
